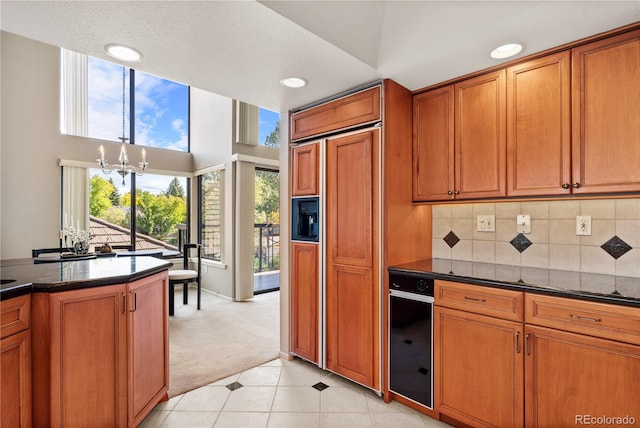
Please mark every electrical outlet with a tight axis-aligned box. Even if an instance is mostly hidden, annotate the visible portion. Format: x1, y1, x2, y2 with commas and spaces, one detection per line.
476, 215, 495, 232
576, 216, 592, 236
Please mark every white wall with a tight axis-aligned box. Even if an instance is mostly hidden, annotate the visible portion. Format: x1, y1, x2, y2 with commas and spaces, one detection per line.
0, 32, 187, 259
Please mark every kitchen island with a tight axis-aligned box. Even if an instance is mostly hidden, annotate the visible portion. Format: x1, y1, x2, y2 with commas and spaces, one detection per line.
0, 256, 171, 427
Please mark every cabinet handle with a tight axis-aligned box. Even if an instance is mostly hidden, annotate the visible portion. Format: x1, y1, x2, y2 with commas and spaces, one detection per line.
464, 296, 486, 303
561, 183, 570, 189
525, 333, 531, 356
447, 190, 453, 196
122, 293, 126, 314
453, 189, 460, 195
130, 292, 137, 312
515, 331, 521, 354
570, 314, 601, 323
572, 182, 581, 189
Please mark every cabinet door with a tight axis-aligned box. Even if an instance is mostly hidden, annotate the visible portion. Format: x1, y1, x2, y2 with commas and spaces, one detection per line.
326, 264, 377, 388
128, 272, 169, 427
0, 330, 31, 428
48, 284, 128, 427
413, 86, 455, 201
507, 52, 571, 196
435, 306, 524, 427
291, 143, 319, 196
455, 70, 507, 199
290, 242, 319, 363
326, 129, 380, 390
290, 86, 381, 141
525, 325, 640, 427
571, 29, 640, 193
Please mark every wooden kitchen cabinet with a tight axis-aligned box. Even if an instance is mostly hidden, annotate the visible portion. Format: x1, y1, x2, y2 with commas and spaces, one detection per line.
290, 86, 380, 141
506, 51, 571, 196
434, 280, 524, 427
33, 283, 129, 427
525, 325, 640, 427
128, 272, 170, 427
412, 85, 455, 201
290, 242, 319, 363
455, 70, 507, 199
571, 29, 640, 194
524, 292, 640, 426
291, 142, 319, 196
326, 128, 380, 390
32, 272, 168, 427
1, 294, 31, 428
413, 70, 506, 201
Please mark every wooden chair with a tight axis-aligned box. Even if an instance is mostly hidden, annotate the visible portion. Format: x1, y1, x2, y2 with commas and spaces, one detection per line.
168, 243, 202, 316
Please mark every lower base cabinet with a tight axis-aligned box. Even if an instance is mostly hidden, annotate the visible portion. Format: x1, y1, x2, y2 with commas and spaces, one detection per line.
435, 306, 523, 428
1, 329, 31, 427
435, 281, 640, 428
0, 294, 32, 428
32, 272, 169, 427
525, 325, 640, 427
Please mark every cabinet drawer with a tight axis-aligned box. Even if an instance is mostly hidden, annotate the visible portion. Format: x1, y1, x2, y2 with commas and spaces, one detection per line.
525, 293, 640, 345
290, 86, 380, 141
1, 294, 30, 339
435, 280, 523, 322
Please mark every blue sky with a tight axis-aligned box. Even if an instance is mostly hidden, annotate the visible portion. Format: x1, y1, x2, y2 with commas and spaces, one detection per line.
88, 56, 279, 194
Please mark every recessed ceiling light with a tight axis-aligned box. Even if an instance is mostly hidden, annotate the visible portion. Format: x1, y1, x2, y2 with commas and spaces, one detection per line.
280, 77, 307, 88
490, 43, 524, 59
105, 44, 143, 62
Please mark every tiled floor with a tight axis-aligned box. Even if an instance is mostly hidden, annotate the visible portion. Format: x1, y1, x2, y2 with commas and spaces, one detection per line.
141, 357, 450, 428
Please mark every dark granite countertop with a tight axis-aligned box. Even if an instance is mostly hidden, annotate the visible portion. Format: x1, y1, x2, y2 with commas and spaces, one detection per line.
389, 258, 640, 308
1, 256, 172, 300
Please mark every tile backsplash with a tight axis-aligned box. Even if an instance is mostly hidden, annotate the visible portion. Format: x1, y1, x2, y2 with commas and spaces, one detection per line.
432, 198, 640, 277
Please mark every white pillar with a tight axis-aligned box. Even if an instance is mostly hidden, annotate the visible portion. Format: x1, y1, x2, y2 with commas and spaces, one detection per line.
234, 101, 259, 146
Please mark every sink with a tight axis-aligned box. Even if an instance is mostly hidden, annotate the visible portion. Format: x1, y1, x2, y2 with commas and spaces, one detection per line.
1, 279, 17, 285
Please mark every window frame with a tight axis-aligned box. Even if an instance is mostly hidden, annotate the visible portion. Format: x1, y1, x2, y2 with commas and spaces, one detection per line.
198, 165, 225, 262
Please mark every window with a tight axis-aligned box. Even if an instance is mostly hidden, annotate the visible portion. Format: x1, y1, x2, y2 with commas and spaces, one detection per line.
134, 70, 189, 151
258, 107, 280, 147
61, 49, 189, 152
199, 170, 224, 261
89, 169, 188, 251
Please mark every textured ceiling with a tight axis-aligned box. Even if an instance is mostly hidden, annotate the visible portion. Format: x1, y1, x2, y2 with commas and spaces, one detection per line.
1, 1, 639, 112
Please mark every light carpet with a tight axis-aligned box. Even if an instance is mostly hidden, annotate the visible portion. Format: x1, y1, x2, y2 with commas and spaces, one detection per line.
168, 287, 280, 397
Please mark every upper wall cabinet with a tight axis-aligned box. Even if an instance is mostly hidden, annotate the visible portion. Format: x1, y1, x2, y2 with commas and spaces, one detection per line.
413, 86, 455, 201
506, 51, 571, 196
290, 86, 381, 141
414, 27, 640, 202
571, 29, 640, 194
413, 70, 506, 201
455, 70, 507, 199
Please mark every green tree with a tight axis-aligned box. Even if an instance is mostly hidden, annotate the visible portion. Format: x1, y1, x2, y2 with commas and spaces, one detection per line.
255, 170, 280, 224
264, 121, 280, 148
135, 190, 187, 241
101, 206, 127, 227
90, 174, 115, 216
166, 177, 185, 198
108, 178, 121, 206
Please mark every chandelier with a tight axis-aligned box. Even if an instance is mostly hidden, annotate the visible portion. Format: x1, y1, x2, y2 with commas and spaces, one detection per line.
97, 67, 148, 186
